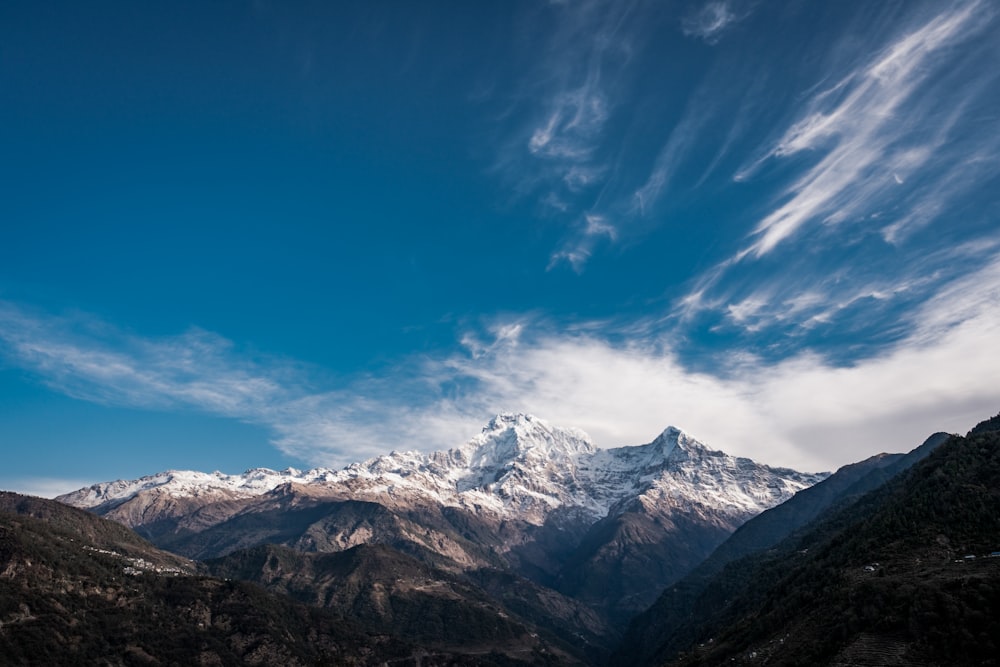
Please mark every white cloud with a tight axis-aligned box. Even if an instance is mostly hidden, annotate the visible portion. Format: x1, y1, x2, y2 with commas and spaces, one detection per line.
629, 93, 710, 216
528, 85, 609, 160
718, 276, 924, 337
725, 295, 770, 325
408, 256, 1000, 470
667, 0, 1000, 346
583, 213, 617, 239
5, 251, 1000, 476
0, 302, 391, 467
326, 267, 1000, 473
0, 306, 284, 418
547, 248, 591, 273
682, 1, 745, 44
506, 0, 630, 186
489, 0, 659, 270
683, 229, 1000, 352
563, 165, 608, 192
546, 212, 620, 272
737, 0, 988, 259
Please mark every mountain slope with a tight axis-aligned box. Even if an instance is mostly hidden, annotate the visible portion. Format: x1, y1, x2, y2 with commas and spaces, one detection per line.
59, 414, 825, 583
1, 491, 617, 666
0, 492, 428, 666
614, 431, 949, 665
630, 422, 1000, 667
153, 495, 508, 569
0, 491, 196, 575
58, 414, 825, 625
206, 542, 611, 664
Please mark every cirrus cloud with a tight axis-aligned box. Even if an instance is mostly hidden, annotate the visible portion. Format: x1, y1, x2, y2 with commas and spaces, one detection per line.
3, 250, 999, 474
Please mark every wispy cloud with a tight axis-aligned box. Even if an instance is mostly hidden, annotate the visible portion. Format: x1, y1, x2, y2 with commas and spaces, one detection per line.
681, 1, 748, 44
735, 0, 991, 259
499, 1, 632, 187
511, 0, 758, 270
0, 302, 401, 467
0, 304, 285, 417
629, 97, 708, 218
489, 0, 661, 270
677, 227, 1000, 368
528, 82, 609, 162
670, 0, 1000, 350
5, 252, 1000, 475
547, 213, 618, 272
488, 0, 997, 291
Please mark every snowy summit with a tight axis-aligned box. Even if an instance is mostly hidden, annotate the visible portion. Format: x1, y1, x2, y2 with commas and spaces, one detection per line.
60, 414, 827, 529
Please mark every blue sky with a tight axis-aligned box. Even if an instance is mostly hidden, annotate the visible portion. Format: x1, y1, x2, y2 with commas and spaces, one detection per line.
2, 0, 999, 496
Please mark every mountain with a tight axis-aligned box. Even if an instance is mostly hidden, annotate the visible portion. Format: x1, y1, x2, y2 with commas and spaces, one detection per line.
0, 491, 195, 576
205, 542, 612, 664
614, 431, 948, 666
59, 414, 826, 625
0, 492, 448, 666
60, 414, 822, 531
622, 419, 1000, 667
969, 409, 1000, 435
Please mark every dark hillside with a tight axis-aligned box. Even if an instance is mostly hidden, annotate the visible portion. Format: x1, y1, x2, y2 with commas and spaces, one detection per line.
0, 491, 194, 574
0, 493, 548, 666
615, 432, 947, 667
969, 410, 1000, 435
0, 503, 407, 665
657, 429, 1000, 667
207, 542, 596, 664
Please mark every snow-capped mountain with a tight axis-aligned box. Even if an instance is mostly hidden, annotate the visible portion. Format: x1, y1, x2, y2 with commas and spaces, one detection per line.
61, 413, 825, 528
57, 414, 829, 623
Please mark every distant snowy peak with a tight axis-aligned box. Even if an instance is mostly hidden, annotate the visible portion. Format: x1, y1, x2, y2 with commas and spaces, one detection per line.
611, 428, 823, 516
58, 414, 827, 527
473, 413, 594, 458
450, 413, 595, 478
480, 412, 591, 442
60, 466, 338, 509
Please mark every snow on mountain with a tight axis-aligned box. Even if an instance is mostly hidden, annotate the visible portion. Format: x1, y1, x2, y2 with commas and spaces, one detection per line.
60, 466, 340, 509
59, 414, 827, 528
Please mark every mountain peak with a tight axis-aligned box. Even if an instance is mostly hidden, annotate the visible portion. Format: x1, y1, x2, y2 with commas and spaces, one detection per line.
468, 413, 594, 462
59, 415, 827, 534
649, 425, 709, 460
482, 412, 542, 433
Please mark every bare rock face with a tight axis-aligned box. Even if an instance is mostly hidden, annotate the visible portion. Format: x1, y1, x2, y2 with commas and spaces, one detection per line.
58, 414, 827, 627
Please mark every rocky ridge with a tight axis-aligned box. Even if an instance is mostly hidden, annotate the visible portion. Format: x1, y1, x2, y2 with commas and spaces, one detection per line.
60, 413, 826, 530
57, 414, 828, 628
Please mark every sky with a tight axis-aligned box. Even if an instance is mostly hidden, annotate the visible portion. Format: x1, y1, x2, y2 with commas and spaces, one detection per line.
2, 0, 999, 497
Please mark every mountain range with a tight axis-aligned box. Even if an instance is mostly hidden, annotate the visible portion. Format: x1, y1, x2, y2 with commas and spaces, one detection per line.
5, 410, 997, 664
58, 413, 826, 625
